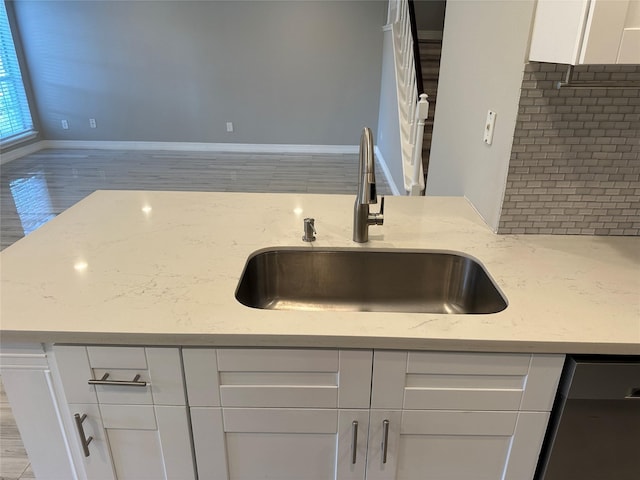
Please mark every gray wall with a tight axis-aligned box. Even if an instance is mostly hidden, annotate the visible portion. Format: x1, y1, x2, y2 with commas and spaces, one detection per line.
426, 0, 535, 230
12, 0, 386, 145
499, 63, 640, 235
376, 27, 404, 194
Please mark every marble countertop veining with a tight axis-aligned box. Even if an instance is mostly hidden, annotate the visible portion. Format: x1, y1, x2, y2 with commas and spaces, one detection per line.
1, 191, 638, 354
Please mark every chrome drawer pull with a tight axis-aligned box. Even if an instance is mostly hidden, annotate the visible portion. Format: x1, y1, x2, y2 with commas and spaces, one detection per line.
382, 419, 390, 464
88, 373, 147, 387
74, 413, 93, 457
351, 420, 358, 464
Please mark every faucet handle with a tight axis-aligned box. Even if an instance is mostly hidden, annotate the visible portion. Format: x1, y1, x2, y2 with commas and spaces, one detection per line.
369, 196, 384, 226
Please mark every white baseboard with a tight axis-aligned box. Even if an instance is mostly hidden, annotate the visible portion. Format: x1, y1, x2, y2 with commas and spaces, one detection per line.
0, 140, 47, 165
42, 140, 359, 155
374, 146, 404, 196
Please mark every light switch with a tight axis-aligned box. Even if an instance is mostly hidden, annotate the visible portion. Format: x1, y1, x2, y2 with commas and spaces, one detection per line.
483, 110, 496, 145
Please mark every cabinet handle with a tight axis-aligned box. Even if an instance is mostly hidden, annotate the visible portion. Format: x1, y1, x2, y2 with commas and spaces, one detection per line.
382, 419, 390, 464
351, 420, 358, 464
88, 373, 147, 387
74, 413, 93, 457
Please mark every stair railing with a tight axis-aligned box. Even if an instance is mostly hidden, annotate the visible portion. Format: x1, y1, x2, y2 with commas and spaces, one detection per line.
388, 0, 429, 195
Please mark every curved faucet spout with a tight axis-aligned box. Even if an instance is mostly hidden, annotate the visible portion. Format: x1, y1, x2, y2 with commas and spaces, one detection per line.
357, 127, 377, 205
353, 127, 384, 243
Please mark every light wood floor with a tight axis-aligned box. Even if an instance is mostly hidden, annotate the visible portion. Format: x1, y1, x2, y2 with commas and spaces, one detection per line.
0, 381, 34, 480
0, 147, 392, 479
1, 148, 392, 250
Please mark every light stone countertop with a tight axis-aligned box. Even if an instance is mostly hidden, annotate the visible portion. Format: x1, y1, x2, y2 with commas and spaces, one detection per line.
1, 191, 638, 354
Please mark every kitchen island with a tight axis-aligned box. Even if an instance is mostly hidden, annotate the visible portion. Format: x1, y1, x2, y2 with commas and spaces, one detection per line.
0, 191, 638, 480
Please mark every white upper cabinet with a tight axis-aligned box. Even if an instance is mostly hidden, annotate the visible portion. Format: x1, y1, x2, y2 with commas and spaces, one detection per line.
619, 0, 640, 62
530, 0, 640, 64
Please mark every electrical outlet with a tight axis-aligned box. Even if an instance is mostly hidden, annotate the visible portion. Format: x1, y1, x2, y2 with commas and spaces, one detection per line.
89, 118, 97, 128
61, 120, 69, 130
483, 110, 496, 145
226, 122, 234, 133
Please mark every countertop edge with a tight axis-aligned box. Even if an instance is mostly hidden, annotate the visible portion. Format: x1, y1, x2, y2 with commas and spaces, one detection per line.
3, 331, 639, 355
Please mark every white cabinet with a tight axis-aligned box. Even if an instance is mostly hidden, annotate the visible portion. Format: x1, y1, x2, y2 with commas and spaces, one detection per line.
4, 345, 563, 480
191, 407, 370, 480
52, 346, 195, 480
530, 0, 640, 64
366, 351, 564, 480
183, 348, 564, 480
183, 348, 373, 480
0, 343, 77, 480
365, 410, 551, 480
619, 0, 640, 62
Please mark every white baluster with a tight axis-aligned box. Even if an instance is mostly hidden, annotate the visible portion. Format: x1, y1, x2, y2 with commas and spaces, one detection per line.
409, 93, 430, 195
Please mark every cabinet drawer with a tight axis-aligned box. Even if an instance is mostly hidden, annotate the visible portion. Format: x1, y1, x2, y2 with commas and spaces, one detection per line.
87, 346, 147, 369
371, 351, 564, 411
53, 346, 185, 405
183, 348, 372, 408
217, 348, 339, 372
407, 351, 531, 375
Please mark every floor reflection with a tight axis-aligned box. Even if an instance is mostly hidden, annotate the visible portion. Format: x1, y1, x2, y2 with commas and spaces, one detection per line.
8, 171, 56, 235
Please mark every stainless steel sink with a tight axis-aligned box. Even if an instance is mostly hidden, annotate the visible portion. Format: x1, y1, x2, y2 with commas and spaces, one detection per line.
235, 248, 507, 314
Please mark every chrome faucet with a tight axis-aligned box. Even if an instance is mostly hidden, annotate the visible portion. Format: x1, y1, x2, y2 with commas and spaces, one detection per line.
353, 127, 384, 242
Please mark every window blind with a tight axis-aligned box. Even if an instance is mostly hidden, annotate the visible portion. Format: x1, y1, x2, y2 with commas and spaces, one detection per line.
0, 1, 33, 142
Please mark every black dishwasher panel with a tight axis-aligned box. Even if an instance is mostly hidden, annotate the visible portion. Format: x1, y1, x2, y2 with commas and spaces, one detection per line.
536, 356, 640, 480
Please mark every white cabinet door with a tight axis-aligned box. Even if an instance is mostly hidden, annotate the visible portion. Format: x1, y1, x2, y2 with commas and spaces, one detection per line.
0, 343, 77, 480
365, 409, 549, 480
529, 0, 591, 65
580, 0, 629, 63
618, 0, 640, 62
529, 0, 640, 64
191, 407, 369, 480
69, 403, 194, 480
67, 403, 113, 480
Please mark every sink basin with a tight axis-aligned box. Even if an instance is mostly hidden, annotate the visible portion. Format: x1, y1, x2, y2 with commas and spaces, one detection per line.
235, 248, 507, 314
